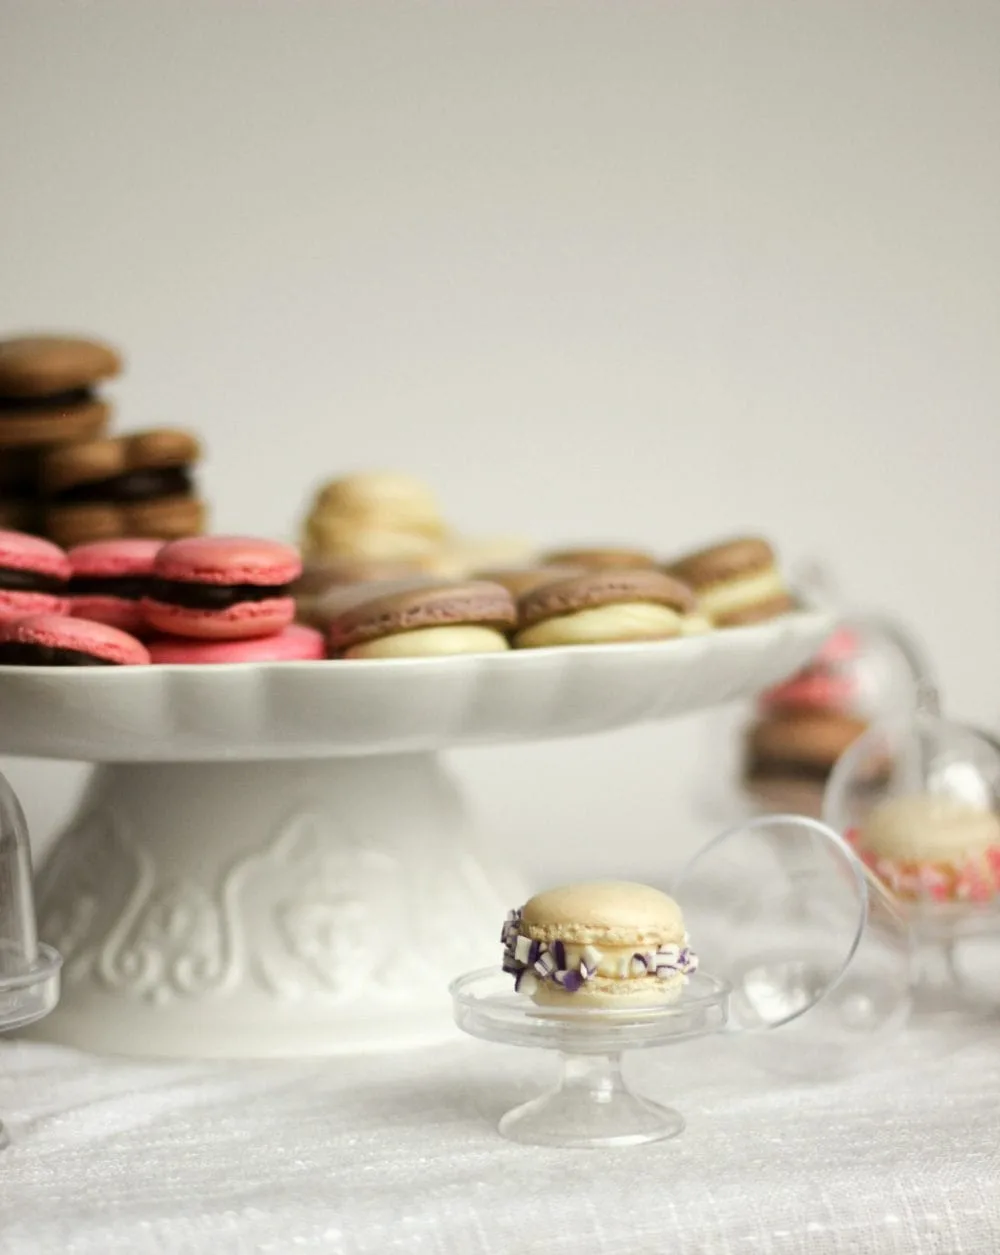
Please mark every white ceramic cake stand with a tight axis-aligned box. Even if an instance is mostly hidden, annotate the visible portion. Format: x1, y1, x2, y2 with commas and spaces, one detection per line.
0, 611, 831, 1058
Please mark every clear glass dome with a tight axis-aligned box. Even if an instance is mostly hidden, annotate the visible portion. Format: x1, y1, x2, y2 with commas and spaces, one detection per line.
0, 769, 61, 1149
737, 560, 931, 822
824, 686, 1000, 908
823, 688, 1000, 1012
671, 813, 913, 1076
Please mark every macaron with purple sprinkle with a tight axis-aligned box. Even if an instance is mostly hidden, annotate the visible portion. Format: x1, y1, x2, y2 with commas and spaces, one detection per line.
501, 881, 697, 1009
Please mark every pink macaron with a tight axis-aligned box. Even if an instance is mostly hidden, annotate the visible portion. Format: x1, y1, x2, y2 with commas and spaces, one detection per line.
0, 613, 150, 666
140, 536, 302, 641
148, 624, 325, 664
0, 529, 71, 623
761, 667, 855, 712
68, 538, 163, 635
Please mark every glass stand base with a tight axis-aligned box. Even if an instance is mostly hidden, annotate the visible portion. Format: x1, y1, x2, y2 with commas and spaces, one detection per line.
499, 1053, 685, 1148
451, 968, 729, 1150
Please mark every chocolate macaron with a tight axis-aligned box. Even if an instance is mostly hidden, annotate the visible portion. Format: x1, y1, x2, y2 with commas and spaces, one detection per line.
668, 536, 794, 627
327, 579, 516, 658
513, 569, 703, 648
543, 546, 657, 570
0, 335, 119, 449
744, 711, 869, 815
42, 427, 205, 547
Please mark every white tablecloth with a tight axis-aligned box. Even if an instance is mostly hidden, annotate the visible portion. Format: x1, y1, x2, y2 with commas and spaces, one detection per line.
1, 1018, 998, 1255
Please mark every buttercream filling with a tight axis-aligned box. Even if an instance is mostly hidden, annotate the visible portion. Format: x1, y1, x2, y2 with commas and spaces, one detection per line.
501, 908, 698, 996
345, 624, 509, 659
515, 602, 683, 648
697, 568, 786, 618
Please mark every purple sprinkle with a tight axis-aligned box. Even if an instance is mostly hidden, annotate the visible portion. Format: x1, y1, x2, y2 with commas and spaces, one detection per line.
528, 940, 541, 964
561, 969, 583, 993
552, 940, 566, 970
534, 952, 556, 976
632, 953, 648, 970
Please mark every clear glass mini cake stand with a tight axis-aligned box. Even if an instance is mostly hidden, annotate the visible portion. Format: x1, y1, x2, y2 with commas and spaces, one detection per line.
0, 770, 61, 1149
451, 967, 729, 1148
824, 684, 1000, 1017
452, 814, 912, 1149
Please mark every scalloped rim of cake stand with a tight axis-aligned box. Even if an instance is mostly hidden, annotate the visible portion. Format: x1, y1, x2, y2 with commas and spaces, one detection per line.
0, 611, 834, 761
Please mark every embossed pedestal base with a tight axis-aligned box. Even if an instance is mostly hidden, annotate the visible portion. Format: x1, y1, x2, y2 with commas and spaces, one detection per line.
32, 756, 518, 1058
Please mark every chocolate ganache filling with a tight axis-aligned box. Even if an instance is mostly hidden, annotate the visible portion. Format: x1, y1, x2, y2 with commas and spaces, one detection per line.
55, 467, 193, 504
0, 388, 93, 414
0, 566, 66, 594
70, 575, 153, 601
151, 578, 291, 610
0, 641, 114, 666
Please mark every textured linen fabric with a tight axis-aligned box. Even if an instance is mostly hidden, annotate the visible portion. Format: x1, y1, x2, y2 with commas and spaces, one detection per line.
1, 1019, 998, 1255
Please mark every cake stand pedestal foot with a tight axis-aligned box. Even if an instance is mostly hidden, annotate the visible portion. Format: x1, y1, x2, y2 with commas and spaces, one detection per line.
498, 1052, 685, 1149
31, 755, 518, 1058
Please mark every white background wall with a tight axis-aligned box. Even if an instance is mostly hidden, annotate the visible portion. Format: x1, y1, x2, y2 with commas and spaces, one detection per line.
2, 0, 998, 885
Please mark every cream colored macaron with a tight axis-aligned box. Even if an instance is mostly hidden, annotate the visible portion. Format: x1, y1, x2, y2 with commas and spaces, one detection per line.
857, 794, 1000, 864
502, 881, 697, 1008
308, 471, 446, 538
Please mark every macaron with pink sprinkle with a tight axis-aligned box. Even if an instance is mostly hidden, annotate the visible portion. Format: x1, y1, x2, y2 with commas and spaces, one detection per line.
140, 535, 301, 640
67, 538, 163, 635
0, 613, 150, 666
0, 529, 71, 623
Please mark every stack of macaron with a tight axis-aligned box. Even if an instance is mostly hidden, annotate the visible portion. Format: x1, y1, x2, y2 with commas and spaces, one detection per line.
0, 530, 324, 666
741, 626, 870, 817
0, 528, 152, 665
41, 427, 205, 548
0, 334, 121, 533
0, 333, 208, 546
300, 471, 447, 567
295, 471, 536, 618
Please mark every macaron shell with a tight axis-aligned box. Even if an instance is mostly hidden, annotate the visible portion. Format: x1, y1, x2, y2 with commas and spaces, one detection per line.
154, 536, 301, 586
761, 670, 855, 712
520, 881, 685, 946
148, 624, 325, 664
68, 537, 163, 577
141, 595, 296, 640
668, 536, 777, 588
0, 612, 150, 664
0, 591, 70, 625
0, 335, 121, 396
0, 529, 72, 579
69, 594, 145, 635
